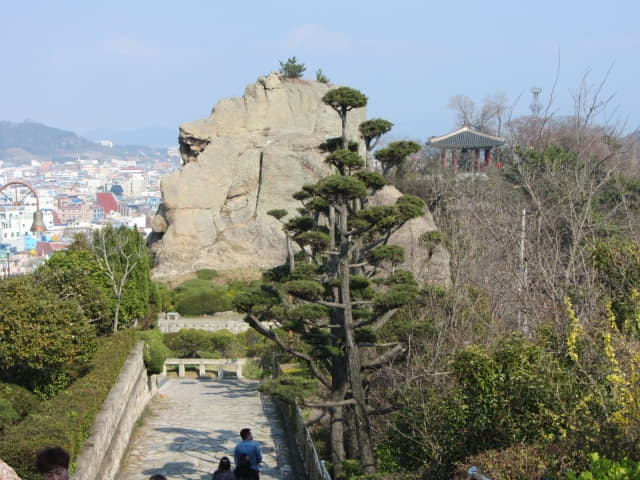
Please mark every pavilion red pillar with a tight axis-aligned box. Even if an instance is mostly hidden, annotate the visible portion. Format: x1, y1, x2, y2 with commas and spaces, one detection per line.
475, 148, 481, 172
441, 149, 447, 168
485, 148, 492, 167
452, 150, 458, 172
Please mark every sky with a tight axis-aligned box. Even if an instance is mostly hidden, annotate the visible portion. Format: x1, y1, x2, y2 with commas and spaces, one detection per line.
2, 0, 639, 147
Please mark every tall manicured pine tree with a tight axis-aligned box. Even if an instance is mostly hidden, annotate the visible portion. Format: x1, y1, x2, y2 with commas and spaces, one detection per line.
234, 87, 424, 476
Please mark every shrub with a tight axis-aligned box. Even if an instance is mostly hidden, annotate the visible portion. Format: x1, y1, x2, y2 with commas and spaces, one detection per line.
0, 274, 98, 396
0, 330, 136, 479
174, 280, 249, 316
464, 443, 561, 480
279, 56, 306, 78
339, 459, 362, 479
0, 397, 21, 432
164, 328, 247, 359
240, 358, 263, 380
195, 269, 218, 281
564, 453, 640, 480
152, 281, 174, 313
0, 382, 40, 427
138, 329, 170, 374
316, 68, 329, 83
166, 329, 211, 357
258, 367, 318, 402
209, 329, 244, 358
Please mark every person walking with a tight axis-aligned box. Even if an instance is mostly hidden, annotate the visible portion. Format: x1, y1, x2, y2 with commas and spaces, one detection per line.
233, 428, 262, 479
233, 454, 257, 480
211, 456, 234, 480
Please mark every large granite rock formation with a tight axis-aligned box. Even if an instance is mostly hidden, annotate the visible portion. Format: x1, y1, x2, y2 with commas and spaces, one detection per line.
150, 73, 450, 286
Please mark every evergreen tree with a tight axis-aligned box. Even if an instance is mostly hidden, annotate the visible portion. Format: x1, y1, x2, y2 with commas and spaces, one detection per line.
279, 56, 306, 78
0, 274, 97, 394
374, 140, 422, 176
234, 87, 424, 476
36, 248, 113, 334
359, 118, 393, 170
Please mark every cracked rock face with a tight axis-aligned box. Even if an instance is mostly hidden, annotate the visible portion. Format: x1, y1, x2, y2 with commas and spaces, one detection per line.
150, 74, 450, 287
150, 74, 365, 280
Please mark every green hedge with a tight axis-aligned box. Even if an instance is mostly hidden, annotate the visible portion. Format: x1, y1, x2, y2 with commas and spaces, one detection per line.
138, 329, 170, 374
0, 383, 39, 433
0, 330, 137, 479
173, 276, 249, 316
164, 328, 245, 358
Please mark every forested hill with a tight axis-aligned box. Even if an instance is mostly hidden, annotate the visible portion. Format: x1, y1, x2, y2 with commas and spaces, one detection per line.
0, 120, 165, 163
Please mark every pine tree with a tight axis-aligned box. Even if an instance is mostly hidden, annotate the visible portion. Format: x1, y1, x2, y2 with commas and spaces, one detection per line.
234, 86, 424, 476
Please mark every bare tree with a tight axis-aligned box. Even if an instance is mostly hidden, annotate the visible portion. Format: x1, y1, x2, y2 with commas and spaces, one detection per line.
92, 225, 149, 333
448, 92, 511, 135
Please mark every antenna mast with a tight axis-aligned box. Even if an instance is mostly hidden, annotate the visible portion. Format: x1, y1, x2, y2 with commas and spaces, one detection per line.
530, 86, 542, 116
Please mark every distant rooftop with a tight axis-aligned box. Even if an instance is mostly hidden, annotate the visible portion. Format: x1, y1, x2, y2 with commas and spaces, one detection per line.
428, 125, 505, 149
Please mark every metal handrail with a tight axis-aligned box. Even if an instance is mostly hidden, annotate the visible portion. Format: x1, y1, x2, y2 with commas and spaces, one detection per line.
293, 404, 331, 480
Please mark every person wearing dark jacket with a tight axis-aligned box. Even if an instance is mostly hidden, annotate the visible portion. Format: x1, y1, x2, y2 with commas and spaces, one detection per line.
234, 454, 258, 480
211, 456, 235, 480
233, 428, 262, 479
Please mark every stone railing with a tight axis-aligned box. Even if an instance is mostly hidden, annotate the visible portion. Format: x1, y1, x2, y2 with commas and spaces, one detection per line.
163, 357, 248, 378
71, 342, 157, 480
157, 311, 250, 334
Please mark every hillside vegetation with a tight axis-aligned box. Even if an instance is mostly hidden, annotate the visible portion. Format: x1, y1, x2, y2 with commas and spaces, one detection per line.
243, 79, 640, 479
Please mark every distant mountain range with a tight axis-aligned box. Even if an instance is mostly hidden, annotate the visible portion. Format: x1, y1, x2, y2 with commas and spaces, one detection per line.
0, 120, 174, 164
82, 126, 178, 149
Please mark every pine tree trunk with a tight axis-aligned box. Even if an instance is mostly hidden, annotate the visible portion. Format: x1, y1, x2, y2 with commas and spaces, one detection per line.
338, 206, 376, 474
341, 111, 348, 150
344, 406, 359, 459
286, 234, 294, 273
330, 359, 348, 478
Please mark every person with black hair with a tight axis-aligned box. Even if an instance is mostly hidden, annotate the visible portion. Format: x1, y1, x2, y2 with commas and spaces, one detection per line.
35, 447, 70, 480
211, 456, 234, 480
233, 454, 257, 480
233, 428, 262, 479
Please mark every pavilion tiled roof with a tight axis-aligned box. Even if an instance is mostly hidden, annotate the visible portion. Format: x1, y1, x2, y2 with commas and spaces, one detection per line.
428, 125, 505, 149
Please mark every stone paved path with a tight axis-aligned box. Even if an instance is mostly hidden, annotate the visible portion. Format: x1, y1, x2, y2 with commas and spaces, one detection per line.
118, 378, 295, 480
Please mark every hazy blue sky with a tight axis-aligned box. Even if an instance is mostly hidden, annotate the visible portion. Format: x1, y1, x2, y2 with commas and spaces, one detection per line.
2, 1, 639, 146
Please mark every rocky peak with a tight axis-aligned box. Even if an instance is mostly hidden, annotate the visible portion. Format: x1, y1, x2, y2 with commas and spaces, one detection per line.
150, 74, 449, 287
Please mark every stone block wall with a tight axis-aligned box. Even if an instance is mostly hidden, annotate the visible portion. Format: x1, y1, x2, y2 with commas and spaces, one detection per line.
157, 311, 250, 334
71, 342, 157, 480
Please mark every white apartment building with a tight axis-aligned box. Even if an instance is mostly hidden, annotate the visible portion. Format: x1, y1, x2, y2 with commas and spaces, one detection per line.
0, 205, 36, 250
121, 173, 146, 196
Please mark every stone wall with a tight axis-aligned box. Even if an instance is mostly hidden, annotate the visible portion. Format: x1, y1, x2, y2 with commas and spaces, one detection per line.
71, 342, 157, 480
158, 311, 250, 334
